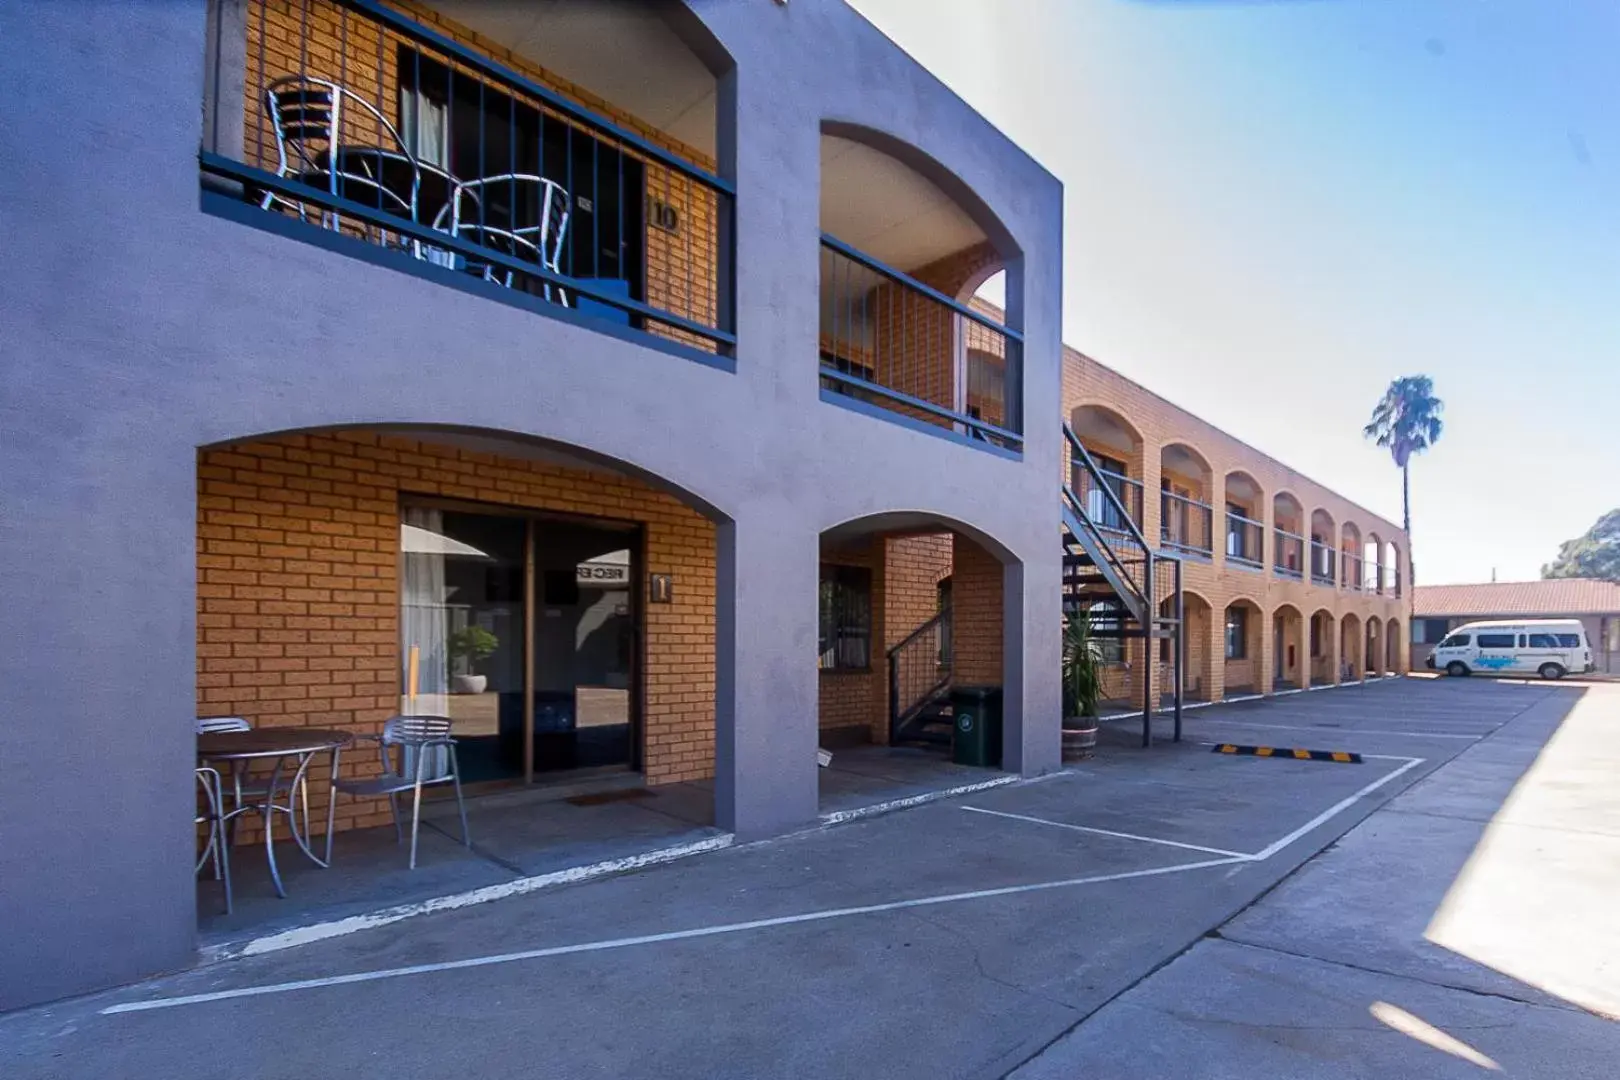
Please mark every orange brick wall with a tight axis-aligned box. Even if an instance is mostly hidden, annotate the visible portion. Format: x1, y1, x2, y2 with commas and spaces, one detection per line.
197, 430, 716, 839
952, 535, 1003, 685
884, 534, 952, 649
240, 0, 720, 344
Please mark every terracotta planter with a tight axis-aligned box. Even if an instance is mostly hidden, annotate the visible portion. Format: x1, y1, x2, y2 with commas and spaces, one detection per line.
1062, 718, 1099, 761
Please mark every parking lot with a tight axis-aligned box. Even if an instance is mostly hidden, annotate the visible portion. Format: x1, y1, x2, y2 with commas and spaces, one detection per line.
5, 676, 1615, 1079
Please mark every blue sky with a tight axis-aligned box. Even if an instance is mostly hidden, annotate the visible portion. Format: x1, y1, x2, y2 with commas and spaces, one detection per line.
848, 0, 1619, 585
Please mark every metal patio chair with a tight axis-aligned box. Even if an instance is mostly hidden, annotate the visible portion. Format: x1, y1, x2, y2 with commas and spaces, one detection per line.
195, 765, 232, 913
261, 74, 422, 232
433, 173, 571, 303
195, 716, 313, 847
329, 715, 470, 870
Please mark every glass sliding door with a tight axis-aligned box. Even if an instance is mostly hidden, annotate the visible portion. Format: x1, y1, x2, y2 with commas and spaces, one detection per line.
532, 521, 639, 775
399, 505, 528, 783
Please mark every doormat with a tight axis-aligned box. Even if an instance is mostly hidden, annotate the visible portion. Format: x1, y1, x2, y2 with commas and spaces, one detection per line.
566, 788, 655, 807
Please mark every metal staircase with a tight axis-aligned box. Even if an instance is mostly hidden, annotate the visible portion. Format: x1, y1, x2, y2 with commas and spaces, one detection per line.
1063, 425, 1185, 746
886, 425, 1186, 750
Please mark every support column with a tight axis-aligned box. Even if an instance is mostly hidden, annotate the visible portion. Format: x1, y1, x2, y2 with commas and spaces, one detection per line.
1207, 606, 1228, 701
1294, 612, 1309, 690
1327, 615, 1342, 686
714, 513, 819, 839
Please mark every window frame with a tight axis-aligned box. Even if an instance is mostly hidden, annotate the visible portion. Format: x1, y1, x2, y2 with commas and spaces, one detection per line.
1225, 606, 1249, 661
1476, 633, 1516, 650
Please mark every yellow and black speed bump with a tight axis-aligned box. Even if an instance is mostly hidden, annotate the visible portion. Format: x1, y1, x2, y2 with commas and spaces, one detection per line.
1212, 744, 1361, 764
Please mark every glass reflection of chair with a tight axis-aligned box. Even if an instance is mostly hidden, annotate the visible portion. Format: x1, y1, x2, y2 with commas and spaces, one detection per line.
329, 715, 471, 871
195, 765, 232, 914
261, 74, 422, 239
435, 174, 571, 304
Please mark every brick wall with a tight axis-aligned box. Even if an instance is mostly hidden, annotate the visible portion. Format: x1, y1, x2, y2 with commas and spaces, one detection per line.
197, 430, 716, 839
240, 0, 720, 344
952, 534, 1003, 685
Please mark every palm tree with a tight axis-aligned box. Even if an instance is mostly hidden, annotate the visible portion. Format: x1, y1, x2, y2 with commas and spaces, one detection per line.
1363, 376, 1444, 537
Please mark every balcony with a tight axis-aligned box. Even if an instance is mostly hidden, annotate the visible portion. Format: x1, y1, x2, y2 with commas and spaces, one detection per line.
819, 237, 1022, 452
1071, 465, 1143, 535
1309, 539, 1337, 587
1161, 491, 1214, 559
1273, 529, 1304, 580
1341, 551, 1364, 592
202, 0, 734, 356
1225, 512, 1264, 571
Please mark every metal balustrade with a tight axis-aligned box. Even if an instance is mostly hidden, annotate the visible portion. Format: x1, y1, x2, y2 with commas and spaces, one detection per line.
819, 236, 1023, 452
1310, 540, 1337, 586
1160, 491, 1215, 558
1273, 529, 1305, 580
1072, 466, 1143, 535
1225, 512, 1264, 569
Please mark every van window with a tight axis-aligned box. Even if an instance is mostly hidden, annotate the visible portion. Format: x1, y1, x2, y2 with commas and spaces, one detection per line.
1556, 633, 1582, 648
1477, 633, 1516, 649
1439, 634, 1470, 649
1528, 633, 1558, 648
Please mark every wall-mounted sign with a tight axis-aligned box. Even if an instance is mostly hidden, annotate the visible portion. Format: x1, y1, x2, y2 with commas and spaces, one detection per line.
649, 574, 673, 604
650, 198, 680, 234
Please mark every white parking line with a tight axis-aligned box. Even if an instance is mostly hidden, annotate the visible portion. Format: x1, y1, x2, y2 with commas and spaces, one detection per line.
958, 806, 1253, 859
1188, 719, 1484, 741
101, 855, 1247, 1015
1248, 756, 1425, 860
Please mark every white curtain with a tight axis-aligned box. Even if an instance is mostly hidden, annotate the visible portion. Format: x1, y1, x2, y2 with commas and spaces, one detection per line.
401, 506, 449, 718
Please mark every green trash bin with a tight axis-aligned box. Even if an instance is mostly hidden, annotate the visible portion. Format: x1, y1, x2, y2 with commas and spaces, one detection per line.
950, 686, 1003, 768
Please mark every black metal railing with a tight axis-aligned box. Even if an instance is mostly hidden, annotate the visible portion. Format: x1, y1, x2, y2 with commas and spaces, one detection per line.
1072, 466, 1143, 535
1225, 512, 1264, 568
888, 607, 952, 744
1341, 551, 1364, 592
1065, 429, 1152, 621
820, 236, 1023, 452
1161, 491, 1214, 557
1310, 540, 1337, 586
205, 0, 735, 352
1368, 561, 1386, 594
1273, 529, 1305, 580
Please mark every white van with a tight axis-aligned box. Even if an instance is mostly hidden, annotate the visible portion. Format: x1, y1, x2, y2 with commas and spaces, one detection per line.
1428, 620, 1594, 680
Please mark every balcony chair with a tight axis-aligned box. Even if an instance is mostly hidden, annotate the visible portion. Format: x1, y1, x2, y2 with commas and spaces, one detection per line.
195, 765, 232, 914
328, 715, 470, 870
261, 74, 425, 235
434, 173, 571, 305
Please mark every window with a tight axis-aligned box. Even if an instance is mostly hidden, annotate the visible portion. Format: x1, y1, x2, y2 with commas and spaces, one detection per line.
1439, 634, 1471, 649
1226, 607, 1249, 660
818, 565, 872, 671
1477, 633, 1515, 649
1557, 633, 1583, 649
1528, 633, 1558, 648
1412, 618, 1449, 644
1090, 602, 1125, 664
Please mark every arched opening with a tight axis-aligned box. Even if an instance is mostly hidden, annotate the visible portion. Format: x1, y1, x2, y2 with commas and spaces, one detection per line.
1340, 522, 1363, 592
1273, 604, 1307, 691
195, 425, 730, 923
1224, 471, 1265, 570
1223, 598, 1264, 697
819, 125, 1021, 448
1365, 531, 1384, 594
1386, 541, 1403, 597
819, 511, 1029, 783
1070, 404, 1145, 534
1310, 510, 1337, 587
1387, 618, 1403, 674
1159, 590, 1215, 704
1272, 493, 1305, 579
1160, 443, 1215, 558
1309, 609, 1336, 686
1365, 618, 1384, 676
1340, 612, 1364, 681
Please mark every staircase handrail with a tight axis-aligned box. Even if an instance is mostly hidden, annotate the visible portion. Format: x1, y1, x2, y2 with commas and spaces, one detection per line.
1065, 425, 1153, 553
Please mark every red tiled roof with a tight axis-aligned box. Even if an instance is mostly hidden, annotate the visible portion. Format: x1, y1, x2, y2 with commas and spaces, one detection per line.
1414, 579, 1620, 617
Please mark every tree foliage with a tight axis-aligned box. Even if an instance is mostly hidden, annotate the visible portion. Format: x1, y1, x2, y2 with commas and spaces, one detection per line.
1542, 509, 1620, 582
1363, 375, 1444, 469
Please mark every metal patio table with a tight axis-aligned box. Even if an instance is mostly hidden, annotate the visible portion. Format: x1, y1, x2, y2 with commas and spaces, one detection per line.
197, 727, 353, 898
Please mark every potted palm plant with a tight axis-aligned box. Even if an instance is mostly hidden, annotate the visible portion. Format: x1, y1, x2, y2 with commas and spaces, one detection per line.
448, 625, 499, 694
1062, 617, 1102, 760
